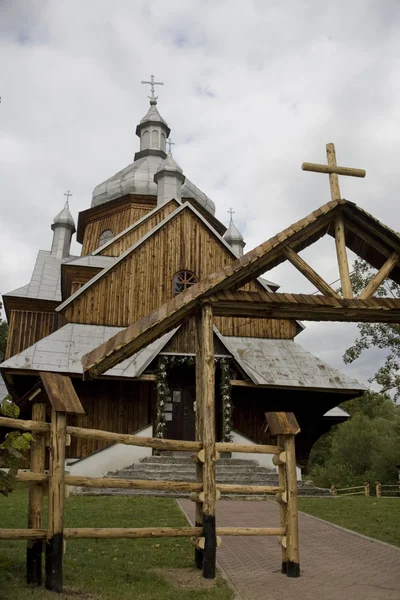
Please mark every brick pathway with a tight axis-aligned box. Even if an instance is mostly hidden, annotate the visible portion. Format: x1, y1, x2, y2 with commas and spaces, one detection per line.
179, 499, 400, 600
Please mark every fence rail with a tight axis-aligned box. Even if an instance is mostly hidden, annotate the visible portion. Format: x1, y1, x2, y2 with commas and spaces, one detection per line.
0, 405, 301, 592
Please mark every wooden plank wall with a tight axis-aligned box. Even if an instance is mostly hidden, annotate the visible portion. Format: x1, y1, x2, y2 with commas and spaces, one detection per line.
67, 379, 153, 458
63, 209, 282, 328
98, 200, 179, 257
5, 310, 58, 359
81, 203, 154, 255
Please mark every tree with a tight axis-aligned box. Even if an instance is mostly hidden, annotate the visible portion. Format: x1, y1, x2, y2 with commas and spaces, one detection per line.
0, 397, 33, 496
308, 391, 400, 488
343, 258, 400, 400
0, 301, 7, 363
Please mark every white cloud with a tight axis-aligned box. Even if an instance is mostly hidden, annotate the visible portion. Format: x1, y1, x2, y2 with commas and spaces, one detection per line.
1, 0, 399, 392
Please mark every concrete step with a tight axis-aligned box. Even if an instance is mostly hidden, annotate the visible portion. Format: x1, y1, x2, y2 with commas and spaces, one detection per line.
140, 456, 260, 467
116, 465, 275, 476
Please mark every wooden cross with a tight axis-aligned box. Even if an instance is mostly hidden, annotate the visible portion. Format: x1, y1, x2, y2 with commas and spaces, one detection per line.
302, 143, 366, 201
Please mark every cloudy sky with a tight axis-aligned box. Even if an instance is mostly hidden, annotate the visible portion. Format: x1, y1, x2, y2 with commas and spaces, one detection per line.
1, 0, 399, 393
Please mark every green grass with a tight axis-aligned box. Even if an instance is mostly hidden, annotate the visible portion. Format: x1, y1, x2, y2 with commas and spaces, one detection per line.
0, 489, 233, 600
298, 496, 400, 547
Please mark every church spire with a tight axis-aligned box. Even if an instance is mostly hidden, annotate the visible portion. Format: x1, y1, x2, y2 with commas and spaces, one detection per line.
135, 74, 170, 160
223, 208, 245, 257
51, 195, 76, 258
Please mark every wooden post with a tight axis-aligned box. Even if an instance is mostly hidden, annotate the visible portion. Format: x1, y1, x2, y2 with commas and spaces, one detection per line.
284, 435, 300, 577
194, 312, 204, 570
334, 214, 353, 298
375, 481, 382, 498
27, 402, 46, 585
45, 410, 67, 593
364, 482, 370, 497
199, 304, 217, 579
277, 435, 287, 574
331, 484, 338, 496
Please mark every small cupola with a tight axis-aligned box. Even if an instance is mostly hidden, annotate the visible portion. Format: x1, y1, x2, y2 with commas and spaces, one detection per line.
51, 194, 76, 258
135, 75, 170, 160
223, 208, 245, 257
154, 147, 185, 206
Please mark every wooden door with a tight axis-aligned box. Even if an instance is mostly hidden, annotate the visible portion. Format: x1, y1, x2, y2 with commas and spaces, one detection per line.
165, 384, 196, 441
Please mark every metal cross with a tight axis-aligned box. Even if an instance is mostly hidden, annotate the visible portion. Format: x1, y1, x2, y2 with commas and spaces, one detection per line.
228, 207, 235, 221
302, 143, 366, 202
64, 190, 73, 205
167, 138, 175, 153
141, 74, 164, 101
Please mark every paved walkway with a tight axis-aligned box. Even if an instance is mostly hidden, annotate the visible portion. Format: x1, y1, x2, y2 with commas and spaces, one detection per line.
179, 499, 400, 600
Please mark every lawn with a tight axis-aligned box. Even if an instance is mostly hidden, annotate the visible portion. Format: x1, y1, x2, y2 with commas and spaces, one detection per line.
0, 489, 233, 600
298, 496, 400, 547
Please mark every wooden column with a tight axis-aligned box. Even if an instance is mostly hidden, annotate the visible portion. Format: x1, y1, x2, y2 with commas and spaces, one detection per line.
334, 214, 353, 298
277, 435, 287, 574
194, 313, 205, 570
27, 402, 46, 585
199, 304, 217, 579
45, 409, 67, 593
284, 435, 300, 577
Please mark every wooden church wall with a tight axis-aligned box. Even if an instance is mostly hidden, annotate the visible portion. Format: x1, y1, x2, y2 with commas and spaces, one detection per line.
64, 209, 248, 326
5, 310, 59, 359
82, 202, 155, 255
98, 200, 179, 257
67, 379, 154, 458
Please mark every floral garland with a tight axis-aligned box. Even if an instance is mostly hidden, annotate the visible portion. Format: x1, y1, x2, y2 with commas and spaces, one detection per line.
154, 355, 233, 442
219, 358, 233, 443
155, 356, 169, 438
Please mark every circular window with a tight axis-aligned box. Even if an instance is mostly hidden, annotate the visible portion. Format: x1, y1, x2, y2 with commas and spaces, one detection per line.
98, 229, 113, 247
173, 271, 198, 296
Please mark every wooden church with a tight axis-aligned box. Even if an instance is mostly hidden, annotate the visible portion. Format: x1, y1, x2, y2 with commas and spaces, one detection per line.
0, 81, 364, 472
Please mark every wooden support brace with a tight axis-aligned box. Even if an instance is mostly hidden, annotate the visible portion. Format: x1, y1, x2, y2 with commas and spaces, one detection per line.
196, 449, 220, 463
45, 410, 67, 593
190, 490, 221, 503
272, 452, 287, 466
27, 402, 46, 586
359, 252, 399, 300
196, 536, 222, 549
282, 247, 341, 300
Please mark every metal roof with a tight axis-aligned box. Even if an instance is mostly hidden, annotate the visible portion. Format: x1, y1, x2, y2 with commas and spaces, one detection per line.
220, 336, 365, 391
0, 324, 178, 378
66, 255, 116, 268
0, 375, 9, 399
91, 154, 216, 215
323, 406, 350, 418
4, 250, 78, 302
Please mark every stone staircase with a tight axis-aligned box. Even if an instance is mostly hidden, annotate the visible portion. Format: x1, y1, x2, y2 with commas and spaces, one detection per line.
76, 454, 331, 497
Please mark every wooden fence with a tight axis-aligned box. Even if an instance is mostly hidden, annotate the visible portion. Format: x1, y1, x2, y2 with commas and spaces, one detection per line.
331, 483, 370, 496
0, 407, 301, 593
375, 481, 400, 497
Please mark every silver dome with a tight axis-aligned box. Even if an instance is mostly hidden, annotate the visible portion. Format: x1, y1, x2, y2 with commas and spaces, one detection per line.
91, 154, 216, 215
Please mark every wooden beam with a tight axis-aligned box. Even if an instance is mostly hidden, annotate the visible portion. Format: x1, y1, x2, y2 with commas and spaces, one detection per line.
302, 162, 366, 178
45, 410, 67, 593
217, 483, 281, 494
265, 412, 300, 437
0, 416, 50, 433
194, 312, 205, 569
65, 475, 202, 493
27, 403, 46, 586
199, 304, 217, 579
334, 214, 353, 298
283, 246, 341, 299
359, 252, 399, 300
63, 527, 202, 539
284, 435, 300, 577
216, 441, 280, 455
0, 529, 47, 540
40, 372, 85, 415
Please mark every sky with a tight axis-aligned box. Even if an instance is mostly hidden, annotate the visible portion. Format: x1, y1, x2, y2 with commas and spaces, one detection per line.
1, 0, 399, 394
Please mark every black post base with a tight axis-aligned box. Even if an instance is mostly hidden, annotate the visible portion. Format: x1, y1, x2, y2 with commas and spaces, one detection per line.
281, 561, 287, 574
45, 534, 63, 592
286, 560, 300, 578
27, 541, 43, 585
202, 514, 216, 579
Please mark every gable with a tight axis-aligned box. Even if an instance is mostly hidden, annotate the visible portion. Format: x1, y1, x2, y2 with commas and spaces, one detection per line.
60, 206, 256, 326
96, 199, 179, 257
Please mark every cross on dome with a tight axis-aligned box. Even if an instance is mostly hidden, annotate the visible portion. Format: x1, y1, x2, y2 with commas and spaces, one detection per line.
141, 75, 164, 105
228, 207, 235, 222
167, 138, 175, 153
64, 190, 73, 206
